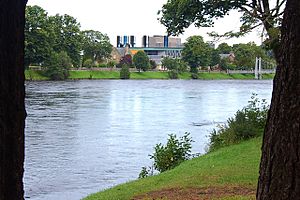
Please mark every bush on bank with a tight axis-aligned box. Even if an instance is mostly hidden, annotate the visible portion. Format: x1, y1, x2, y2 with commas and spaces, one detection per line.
208, 94, 269, 152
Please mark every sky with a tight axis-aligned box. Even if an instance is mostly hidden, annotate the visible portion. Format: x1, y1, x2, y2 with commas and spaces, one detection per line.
27, 0, 263, 47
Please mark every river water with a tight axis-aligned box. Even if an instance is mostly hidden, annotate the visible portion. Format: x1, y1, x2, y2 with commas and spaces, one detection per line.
24, 80, 273, 200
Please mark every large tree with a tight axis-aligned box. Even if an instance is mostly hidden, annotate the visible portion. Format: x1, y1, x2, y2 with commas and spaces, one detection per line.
160, 0, 300, 199
182, 35, 212, 70
232, 42, 268, 69
133, 51, 150, 72
25, 5, 54, 67
257, 0, 300, 198
217, 43, 232, 54
159, 0, 285, 57
82, 30, 112, 63
49, 14, 83, 67
0, 0, 27, 199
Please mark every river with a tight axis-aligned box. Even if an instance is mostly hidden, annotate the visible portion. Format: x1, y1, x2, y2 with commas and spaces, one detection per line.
24, 80, 273, 200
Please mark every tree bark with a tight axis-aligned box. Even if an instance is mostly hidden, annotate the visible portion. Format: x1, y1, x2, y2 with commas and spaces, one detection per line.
0, 1, 27, 200
257, 0, 300, 199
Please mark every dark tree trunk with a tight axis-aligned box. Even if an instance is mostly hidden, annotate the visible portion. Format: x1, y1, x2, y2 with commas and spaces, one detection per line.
0, 1, 27, 200
257, 0, 300, 199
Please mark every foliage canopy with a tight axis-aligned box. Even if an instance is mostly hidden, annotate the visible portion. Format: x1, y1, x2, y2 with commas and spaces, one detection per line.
159, 0, 285, 52
133, 51, 150, 72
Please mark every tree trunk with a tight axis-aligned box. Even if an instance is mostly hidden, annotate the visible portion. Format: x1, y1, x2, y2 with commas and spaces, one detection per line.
0, 1, 27, 200
257, 0, 300, 199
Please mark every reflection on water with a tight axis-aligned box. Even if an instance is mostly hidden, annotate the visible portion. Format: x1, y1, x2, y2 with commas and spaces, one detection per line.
24, 80, 273, 200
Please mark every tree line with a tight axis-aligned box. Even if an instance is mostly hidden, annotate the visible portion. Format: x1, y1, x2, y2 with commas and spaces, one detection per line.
25, 5, 113, 79
181, 36, 276, 72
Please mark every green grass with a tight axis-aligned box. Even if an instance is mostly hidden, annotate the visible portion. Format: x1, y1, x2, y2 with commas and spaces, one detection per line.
84, 137, 262, 200
130, 71, 170, 79
262, 73, 275, 79
69, 70, 120, 79
25, 70, 49, 80
25, 70, 274, 81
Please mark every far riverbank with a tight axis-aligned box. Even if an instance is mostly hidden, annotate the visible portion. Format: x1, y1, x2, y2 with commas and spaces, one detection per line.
25, 70, 275, 81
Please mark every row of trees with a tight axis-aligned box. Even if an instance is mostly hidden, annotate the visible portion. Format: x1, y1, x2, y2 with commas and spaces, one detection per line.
25, 5, 112, 70
181, 35, 275, 72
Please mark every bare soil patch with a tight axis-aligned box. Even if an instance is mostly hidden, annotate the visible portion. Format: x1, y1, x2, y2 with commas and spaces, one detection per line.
132, 186, 255, 200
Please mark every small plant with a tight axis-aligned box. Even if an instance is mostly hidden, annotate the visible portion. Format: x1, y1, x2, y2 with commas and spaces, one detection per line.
150, 132, 193, 173
150, 60, 157, 70
138, 166, 154, 179
208, 94, 269, 152
98, 63, 107, 68
138, 132, 193, 178
120, 65, 130, 79
83, 59, 93, 68
107, 60, 116, 68
168, 70, 179, 79
191, 73, 198, 79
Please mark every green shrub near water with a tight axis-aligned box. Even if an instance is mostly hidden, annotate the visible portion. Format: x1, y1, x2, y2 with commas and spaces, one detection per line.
168, 70, 179, 79
45, 51, 72, 80
209, 94, 269, 152
120, 65, 130, 79
139, 132, 193, 179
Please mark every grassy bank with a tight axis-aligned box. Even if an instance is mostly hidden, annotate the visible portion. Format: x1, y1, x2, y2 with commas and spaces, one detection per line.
84, 137, 262, 200
25, 70, 275, 81
25, 70, 49, 81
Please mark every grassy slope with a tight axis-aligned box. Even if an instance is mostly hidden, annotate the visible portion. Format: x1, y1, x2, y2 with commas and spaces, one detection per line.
84, 137, 262, 200
25, 70, 275, 81
25, 70, 49, 80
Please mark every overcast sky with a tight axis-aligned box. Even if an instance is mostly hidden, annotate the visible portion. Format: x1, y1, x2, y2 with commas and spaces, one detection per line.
27, 0, 263, 47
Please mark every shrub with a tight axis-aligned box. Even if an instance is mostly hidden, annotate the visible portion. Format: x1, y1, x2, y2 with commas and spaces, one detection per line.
150, 60, 157, 70
168, 70, 179, 79
191, 73, 198, 79
120, 65, 130, 79
117, 54, 133, 68
83, 59, 93, 68
150, 132, 193, 173
138, 166, 153, 179
208, 94, 269, 152
45, 51, 72, 80
98, 63, 107, 68
107, 60, 116, 68
190, 66, 198, 74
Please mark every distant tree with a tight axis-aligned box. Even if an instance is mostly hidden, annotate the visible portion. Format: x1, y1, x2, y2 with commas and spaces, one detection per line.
133, 51, 150, 72
162, 57, 188, 73
45, 51, 72, 80
182, 35, 212, 72
219, 58, 231, 70
217, 43, 232, 54
161, 57, 177, 70
82, 30, 112, 63
177, 59, 188, 73
233, 42, 266, 69
120, 65, 130, 79
210, 49, 221, 66
48, 14, 83, 67
25, 5, 54, 67
117, 54, 133, 68
159, 0, 284, 56
150, 60, 157, 70
83, 58, 93, 68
